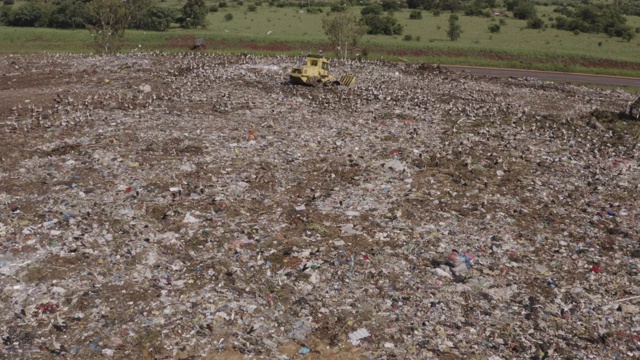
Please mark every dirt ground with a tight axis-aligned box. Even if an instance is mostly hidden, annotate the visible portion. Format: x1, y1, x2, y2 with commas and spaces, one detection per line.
0, 53, 639, 359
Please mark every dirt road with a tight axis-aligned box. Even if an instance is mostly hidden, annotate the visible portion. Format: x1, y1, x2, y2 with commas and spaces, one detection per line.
446, 65, 640, 87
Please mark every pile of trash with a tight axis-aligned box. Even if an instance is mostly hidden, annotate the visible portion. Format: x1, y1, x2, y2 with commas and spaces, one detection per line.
0, 53, 639, 359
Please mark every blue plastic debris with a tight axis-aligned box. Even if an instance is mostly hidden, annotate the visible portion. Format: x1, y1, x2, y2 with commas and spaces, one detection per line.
299, 347, 311, 355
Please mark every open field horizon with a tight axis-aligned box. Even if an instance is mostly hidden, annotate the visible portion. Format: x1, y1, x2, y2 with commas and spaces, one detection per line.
0, 2, 639, 76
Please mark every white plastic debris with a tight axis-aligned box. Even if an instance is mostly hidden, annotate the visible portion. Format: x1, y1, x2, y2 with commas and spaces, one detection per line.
349, 328, 371, 345
102, 348, 115, 356
183, 213, 201, 223
433, 268, 453, 278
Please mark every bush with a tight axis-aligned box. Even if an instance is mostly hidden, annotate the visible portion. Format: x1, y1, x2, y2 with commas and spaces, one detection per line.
362, 14, 403, 35
488, 23, 500, 33
622, 30, 634, 42
210, 4, 219, 12
381, 0, 399, 11
330, 3, 346, 12
527, 16, 544, 29
3, 0, 14, 5
224, 12, 233, 21
361, 4, 382, 16
441, 0, 463, 12
247, 3, 257, 11
219, 1, 227, 7
409, 10, 422, 19
432, 9, 440, 16
306, 7, 322, 13
464, 4, 491, 17
499, 18, 506, 25
403, 34, 413, 41
132, 6, 176, 31
636, 26, 640, 34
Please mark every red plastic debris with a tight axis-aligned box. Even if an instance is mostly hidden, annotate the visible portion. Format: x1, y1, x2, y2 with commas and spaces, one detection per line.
36, 302, 59, 314
591, 265, 601, 273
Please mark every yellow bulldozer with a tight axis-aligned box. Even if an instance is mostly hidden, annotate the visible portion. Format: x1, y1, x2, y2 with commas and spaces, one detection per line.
289, 54, 356, 87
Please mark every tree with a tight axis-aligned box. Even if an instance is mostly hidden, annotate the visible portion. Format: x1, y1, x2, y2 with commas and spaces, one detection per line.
182, 0, 208, 28
9, 1, 50, 27
322, 12, 366, 59
447, 14, 462, 40
513, 2, 537, 20
0, 5, 12, 25
48, 0, 87, 29
85, 0, 150, 54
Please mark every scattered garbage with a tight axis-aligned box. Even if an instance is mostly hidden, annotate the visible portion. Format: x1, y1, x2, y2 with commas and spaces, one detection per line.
0, 53, 638, 359
349, 328, 371, 345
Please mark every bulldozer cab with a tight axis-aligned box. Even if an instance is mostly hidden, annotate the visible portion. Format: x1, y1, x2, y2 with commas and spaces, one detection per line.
306, 55, 330, 76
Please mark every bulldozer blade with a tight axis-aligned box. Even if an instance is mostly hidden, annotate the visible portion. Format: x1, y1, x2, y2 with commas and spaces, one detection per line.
339, 75, 356, 86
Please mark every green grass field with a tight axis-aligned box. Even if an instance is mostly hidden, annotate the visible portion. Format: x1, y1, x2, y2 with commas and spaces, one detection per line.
1, 3, 639, 76
201, 5, 640, 63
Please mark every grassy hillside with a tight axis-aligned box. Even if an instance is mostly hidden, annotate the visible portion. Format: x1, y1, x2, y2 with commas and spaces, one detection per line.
0, 2, 639, 76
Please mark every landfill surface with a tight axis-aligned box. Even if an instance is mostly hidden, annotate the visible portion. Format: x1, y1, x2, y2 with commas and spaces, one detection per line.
0, 53, 639, 359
